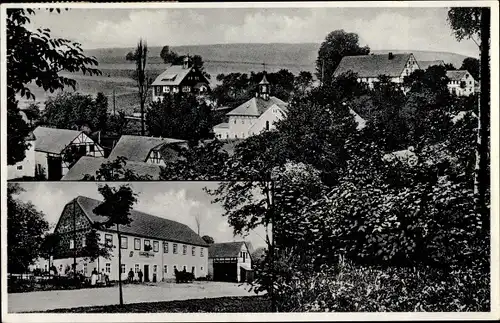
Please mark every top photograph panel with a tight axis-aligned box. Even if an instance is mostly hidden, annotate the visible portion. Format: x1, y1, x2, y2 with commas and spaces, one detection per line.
5, 5, 489, 182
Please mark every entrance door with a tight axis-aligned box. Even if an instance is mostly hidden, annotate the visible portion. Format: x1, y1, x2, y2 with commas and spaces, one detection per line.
240, 267, 246, 283
213, 262, 237, 282
144, 265, 150, 282
47, 156, 62, 180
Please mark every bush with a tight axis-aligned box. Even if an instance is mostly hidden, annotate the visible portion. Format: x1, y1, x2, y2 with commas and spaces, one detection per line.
275, 258, 490, 312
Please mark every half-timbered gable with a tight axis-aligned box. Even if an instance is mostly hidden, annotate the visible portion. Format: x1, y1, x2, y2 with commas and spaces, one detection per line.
208, 241, 253, 283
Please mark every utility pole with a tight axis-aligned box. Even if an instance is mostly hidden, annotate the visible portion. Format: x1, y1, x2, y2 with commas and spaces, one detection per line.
113, 88, 116, 116
73, 199, 77, 285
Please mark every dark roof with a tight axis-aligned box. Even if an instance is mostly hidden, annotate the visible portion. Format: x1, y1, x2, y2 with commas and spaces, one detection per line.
418, 60, 444, 70
227, 96, 287, 117
33, 126, 82, 154
108, 135, 186, 162
208, 241, 247, 258
73, 196, 208, 247
333, 53, 412, 78
446, 70, 471, 81
61, 156, 162, 180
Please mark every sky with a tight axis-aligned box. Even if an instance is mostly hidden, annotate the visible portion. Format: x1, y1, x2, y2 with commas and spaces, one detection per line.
25, 6, 479, 57
13, 182, 268, 250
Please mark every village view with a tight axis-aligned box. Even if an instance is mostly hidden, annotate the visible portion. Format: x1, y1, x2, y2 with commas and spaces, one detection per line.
5, 5, 492, 314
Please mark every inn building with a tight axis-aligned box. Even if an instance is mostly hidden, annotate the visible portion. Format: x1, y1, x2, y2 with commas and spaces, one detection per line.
51, 196, 208, 282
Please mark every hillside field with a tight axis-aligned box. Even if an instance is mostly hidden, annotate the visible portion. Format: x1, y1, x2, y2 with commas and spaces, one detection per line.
20, 43, 472, 114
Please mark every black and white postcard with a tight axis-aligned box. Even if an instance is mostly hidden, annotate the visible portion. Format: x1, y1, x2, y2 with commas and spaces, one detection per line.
1, 1, 498, 322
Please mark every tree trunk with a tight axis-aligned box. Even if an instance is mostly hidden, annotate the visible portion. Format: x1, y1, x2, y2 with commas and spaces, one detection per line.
117, 224, 124, 306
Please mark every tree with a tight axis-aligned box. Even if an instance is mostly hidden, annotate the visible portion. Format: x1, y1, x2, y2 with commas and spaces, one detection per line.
146, 93, 214, 142
40, 232, 61, 274
93, 184, 138, 306
125, 51, 136, 61
82, 156, 153, 181
443, 63, 456, 70
448, 7, 490, 233
202, 235, 215, 245
315, 29, 370, 85
7, 9, 101, 164
42, 92, 108, 131
460, 57, 480, 80
294, 71, 313, 94
82, 228, 112, 264
8, 183, 50, 274
160, 45, 178, 64
23, 103, 41, 127
131, 39, 152, 136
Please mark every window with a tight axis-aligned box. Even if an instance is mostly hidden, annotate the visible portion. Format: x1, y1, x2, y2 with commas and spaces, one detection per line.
200, 248, 204, 257
164, 265, 168, 273
17, 165, 22, 170
153, 265, 157, 273
192, 246, 196, 256
135, 264, 140, 273
163, 86, 170, 93
266, 121, 270, 130
105, 234, 113, 247
163, 242, 169, 253
173, 265, 177, 272
144, 240, 151, 251
241, 120, 244, 124
84, 264, 88, 275
134, 238, 141, 250
89, 144, 95, 153
45, 264, 48, 272
69, 239, 74, 249
153, 241, 159, 252
105, 263, 111, 273
191, 266, 195, 274
121, 264, 126, 274
182, 86, 191, 92
182, 245, 187, 255
121, 236, 128, 249
201, 266, 204, 271
234, 119, 236, 124
173, 243, 178, 254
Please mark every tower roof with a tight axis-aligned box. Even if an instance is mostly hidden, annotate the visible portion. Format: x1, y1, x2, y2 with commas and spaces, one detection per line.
259, 74, 270, 85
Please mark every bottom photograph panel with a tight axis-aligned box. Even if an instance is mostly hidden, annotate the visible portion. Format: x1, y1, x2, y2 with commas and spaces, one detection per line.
7, 181, 271, 313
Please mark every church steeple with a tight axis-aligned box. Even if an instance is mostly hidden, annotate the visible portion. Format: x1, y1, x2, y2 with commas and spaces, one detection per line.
258, 74, 270, 100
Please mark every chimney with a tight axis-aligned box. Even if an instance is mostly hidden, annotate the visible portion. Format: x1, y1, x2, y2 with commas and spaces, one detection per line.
388, 52, 394, 60
183, 56, 189, 69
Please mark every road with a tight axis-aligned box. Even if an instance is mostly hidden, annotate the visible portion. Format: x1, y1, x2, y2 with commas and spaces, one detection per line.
8, 281, 259, 313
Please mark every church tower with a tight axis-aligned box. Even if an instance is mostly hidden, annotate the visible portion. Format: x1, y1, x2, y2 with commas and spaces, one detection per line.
258, 74, 270, 101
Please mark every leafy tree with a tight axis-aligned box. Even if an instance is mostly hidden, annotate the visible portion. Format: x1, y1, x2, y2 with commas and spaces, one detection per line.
42, 92, 108, 131
125, 51, 136, 61
131, 39, 152, 136
7, 9, 100, 164
160, 45, 178, 64
146, 93, 214, 142
107, 111, 128, 136
316, 29, 370, 84
40, 232, 60, 273
294, 71, 313, 94
93, 184, 138, 306
23, 103, 41, 127
460, 57, 480, 80
82, 229, 112, 262
202, 235, 215, 245
443, 63, 456, 70
8, 183, 50, 274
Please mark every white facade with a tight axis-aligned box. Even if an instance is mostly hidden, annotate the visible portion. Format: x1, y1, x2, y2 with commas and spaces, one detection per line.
228, 115, 258, 139
7, 139, 36, 180
357, 54, 420, 89
54, 230, 208, 282
224, 105, 286, 140
213, 124, 230, 140
208, 243, 252, 283
447, 72, 475, 96
247, 105, 286, 136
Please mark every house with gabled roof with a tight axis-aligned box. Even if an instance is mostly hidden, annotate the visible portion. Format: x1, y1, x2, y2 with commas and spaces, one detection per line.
108, 135, 187, 166
152, 57, 210, 101
32, 126, 105, 180
51, 196, 208, 282
208, 241, 252, 283
446, 70, 475, 96
214, 75, 288, 140
333, 52, 420, 89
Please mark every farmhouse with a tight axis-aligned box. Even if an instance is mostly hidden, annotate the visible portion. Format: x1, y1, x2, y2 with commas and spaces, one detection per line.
446, 70, 475, 96
61, 156, 163, 180
152, 57, 210, 101
33, 127, 105, 181
51, 196, 208, 282
208, 241, 252, 283
7, 131, 36, 180
108, 135, 187, 166
333, 52, 420, 89
214, 75, 288, 140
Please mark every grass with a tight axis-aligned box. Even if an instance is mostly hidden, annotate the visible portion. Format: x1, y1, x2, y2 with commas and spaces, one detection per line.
42, 295, 271, 313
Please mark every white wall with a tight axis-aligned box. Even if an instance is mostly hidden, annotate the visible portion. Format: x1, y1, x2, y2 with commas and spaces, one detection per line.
7, 141, 36, 179
247, 105, 286, 137
214, 127, 230, 140
447, 73, 475, 96
228, 115, 257, 139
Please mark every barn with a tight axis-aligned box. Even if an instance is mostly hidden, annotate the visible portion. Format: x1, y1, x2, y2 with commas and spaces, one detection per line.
208, 241, 253, 283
